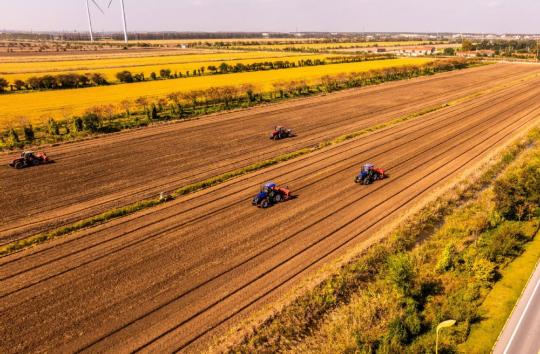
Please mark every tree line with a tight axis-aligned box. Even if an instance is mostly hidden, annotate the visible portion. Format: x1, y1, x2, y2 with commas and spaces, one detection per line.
462, 39, 540, 58
0, 72, 107, 92
0, 54, 393, 93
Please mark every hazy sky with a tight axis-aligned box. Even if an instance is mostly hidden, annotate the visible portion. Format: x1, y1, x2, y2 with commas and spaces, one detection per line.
0, 0, 538, 34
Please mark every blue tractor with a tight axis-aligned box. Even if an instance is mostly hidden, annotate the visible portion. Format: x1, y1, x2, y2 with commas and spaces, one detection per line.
354, 163, 387, 185
252, 182, 291, 208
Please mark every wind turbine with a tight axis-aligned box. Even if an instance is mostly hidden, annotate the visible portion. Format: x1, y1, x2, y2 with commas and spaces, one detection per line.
86, 0, 104, 42
107, 0, 129, 43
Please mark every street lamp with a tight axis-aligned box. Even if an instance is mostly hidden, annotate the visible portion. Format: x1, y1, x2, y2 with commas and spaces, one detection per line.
436, 319, 456, 354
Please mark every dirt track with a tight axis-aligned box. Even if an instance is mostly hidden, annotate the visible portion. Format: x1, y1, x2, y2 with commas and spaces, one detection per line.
2, 67, 540, 353
1, 63, 539, 243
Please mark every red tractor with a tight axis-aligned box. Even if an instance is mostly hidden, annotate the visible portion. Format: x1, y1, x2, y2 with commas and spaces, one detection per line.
9, 151, 51, 169
270, 126, 294, 140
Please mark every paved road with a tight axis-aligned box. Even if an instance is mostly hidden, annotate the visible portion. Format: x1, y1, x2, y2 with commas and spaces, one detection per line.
494, 258, 540, 354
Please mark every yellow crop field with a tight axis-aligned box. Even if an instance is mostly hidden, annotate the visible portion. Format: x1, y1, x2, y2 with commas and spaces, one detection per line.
1, 53, 333, 83
0, 51, 310, 76
0, 49, 221, 63
0, 58, 432, 125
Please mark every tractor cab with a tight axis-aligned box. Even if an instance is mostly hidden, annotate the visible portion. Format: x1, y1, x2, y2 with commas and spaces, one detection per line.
361, 163, 374, 173
358, 164, 374, 180
22, 151, 35, 159
258, 182, 277, 198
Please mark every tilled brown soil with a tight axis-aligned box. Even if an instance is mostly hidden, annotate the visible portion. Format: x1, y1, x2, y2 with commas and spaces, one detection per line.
2, 71, 540, 353
1, 63, 539, 243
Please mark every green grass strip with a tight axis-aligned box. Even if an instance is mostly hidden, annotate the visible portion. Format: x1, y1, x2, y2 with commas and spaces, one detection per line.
0, 199, 162, 256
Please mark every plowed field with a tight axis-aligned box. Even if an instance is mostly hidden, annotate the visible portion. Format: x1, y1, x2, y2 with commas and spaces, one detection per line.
0, 64, 538, 242
1, 63, 540, 353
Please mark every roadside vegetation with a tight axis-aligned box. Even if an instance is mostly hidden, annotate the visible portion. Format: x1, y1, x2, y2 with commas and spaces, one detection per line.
0, 58, 473, 150
460, 229, 540, 353
223, 128, 540, 354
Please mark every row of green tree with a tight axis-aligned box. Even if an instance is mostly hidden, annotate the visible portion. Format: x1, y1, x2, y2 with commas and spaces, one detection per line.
0, 72, 107, 92
182, 39, 438, 49
0, 54, 393, 93
462, 39, 540, 58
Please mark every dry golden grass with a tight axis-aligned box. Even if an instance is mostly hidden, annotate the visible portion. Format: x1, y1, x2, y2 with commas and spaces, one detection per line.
0, 58, 431, 125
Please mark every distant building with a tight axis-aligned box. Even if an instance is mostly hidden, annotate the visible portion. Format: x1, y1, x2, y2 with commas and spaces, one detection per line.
396, 46, 436, 57
456, 50, 496, 58
261, 33, 270, 38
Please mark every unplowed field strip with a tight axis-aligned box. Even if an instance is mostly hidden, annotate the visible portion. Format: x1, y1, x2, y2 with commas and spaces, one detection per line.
1, 63, 539, 243
1, 68, 540, 353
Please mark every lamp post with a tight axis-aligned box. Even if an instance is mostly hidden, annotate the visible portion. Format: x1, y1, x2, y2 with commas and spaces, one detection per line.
436, 319, 456, 354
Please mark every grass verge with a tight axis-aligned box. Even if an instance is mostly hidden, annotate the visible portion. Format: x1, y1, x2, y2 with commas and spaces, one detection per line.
460, 224, 540, 353
1, 72, 536, 257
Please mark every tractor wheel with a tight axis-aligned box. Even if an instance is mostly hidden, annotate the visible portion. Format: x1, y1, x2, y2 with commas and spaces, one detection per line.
252, 197, 260, 205
14, 162, 24, 169
274, 194, 283, 203
261, 199, 270, 208
354, 177, 361, 184
363, 177, 372, 185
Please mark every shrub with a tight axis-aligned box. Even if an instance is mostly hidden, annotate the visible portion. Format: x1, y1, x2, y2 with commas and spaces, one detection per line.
479, 223, 527, 262
472, 258, 497, 286
72, 117, 83, 132
82, 113, 101, 132
493, 159, 540, 220
387, 254, 416, 296
47, 118, 60, 135
14, 80, 26, 90
23, 125, 35, 142
7, 127, 19, 145
160, 69, 172, 78
150, 104, 158, 120
116, 70, 134, 83
88, 73, 108, 86
0, 77, 8, 92
436, 243, 458, 273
